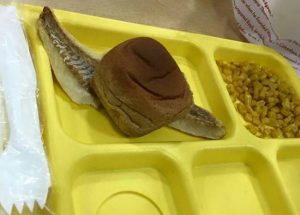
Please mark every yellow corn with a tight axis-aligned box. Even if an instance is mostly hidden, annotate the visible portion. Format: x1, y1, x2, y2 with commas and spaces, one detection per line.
217, 60, 300, 139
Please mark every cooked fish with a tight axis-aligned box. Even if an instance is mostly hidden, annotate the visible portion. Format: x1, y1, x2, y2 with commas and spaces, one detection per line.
37, 6, 225, 139
169, 105, 225, 139
37, 7, 100, 108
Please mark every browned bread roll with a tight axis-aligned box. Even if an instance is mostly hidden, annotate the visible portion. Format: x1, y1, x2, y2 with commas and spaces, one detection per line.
91, 37, 193, 136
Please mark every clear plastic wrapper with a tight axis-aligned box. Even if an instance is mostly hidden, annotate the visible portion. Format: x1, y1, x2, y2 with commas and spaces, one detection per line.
0, 5, 51, 215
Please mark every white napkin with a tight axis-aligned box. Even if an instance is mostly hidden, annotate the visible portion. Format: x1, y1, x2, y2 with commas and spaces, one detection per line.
0, 6, 50, 214
232, 0, 300, 76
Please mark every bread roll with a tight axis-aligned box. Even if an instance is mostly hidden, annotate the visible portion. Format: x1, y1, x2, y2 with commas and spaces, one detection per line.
91, 37, 193, 136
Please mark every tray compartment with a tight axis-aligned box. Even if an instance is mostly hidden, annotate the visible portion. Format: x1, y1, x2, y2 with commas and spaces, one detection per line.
278, 145, 300, 213
192, 147, 292, 215
70, 151, 194, 215
214, 46, 300, 139
51, 22, 233, 144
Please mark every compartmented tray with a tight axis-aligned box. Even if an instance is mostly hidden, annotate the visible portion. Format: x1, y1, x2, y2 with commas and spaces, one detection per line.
19, 4, 300, 215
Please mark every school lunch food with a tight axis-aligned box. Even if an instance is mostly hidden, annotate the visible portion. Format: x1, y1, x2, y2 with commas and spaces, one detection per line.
37, 6, 225, 139
217, 60, 300, 138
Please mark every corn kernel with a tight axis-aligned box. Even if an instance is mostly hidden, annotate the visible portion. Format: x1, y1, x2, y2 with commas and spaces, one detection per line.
283, 124, 294, 133
256, 100, 265, 107
245, 94, 252, 107
281, 108, 291, 117
282, 98, 291, 110
223, 68, 231, 76
246, 124, 258, 134
287, 123, 298, 133
261, 108, 268, 118
268, 111, 277, 119
283, 116, 293, 125
295, 105, 300, 115
230, 95, 237, 102
271, 129, 284, 138
253, 116, 260, 125
261, 117, 270, 124
244, 113, 252, 122
259, 88, 267, 99
250, 73, 258, 81
260, 72, 267, 79
226, 84, 235, 93
263, 127, 273, 137
284, 132, 295, 138
237, 103, 247, 115
276, 120, 284, 128
277, 113, 284, 120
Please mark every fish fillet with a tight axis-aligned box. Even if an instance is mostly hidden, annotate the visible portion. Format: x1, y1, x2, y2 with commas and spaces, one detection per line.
37, 7, 100, 107
37, 7, 225, 139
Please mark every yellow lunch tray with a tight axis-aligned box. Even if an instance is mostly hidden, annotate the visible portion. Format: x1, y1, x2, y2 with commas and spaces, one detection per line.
18, 4, 300, 215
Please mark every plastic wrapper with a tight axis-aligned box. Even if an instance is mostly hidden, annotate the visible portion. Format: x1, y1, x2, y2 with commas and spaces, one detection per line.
0, 5, 51, 215
232, 0, 300, 76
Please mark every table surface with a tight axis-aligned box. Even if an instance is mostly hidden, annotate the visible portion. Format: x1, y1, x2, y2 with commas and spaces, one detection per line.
2, 0, 245, 41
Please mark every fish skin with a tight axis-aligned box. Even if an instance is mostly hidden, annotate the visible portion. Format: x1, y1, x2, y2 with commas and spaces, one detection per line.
39, 7, 97, 88
169, 105, 225, 139
38, 7, 100, 107
37, 7, 225, 139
